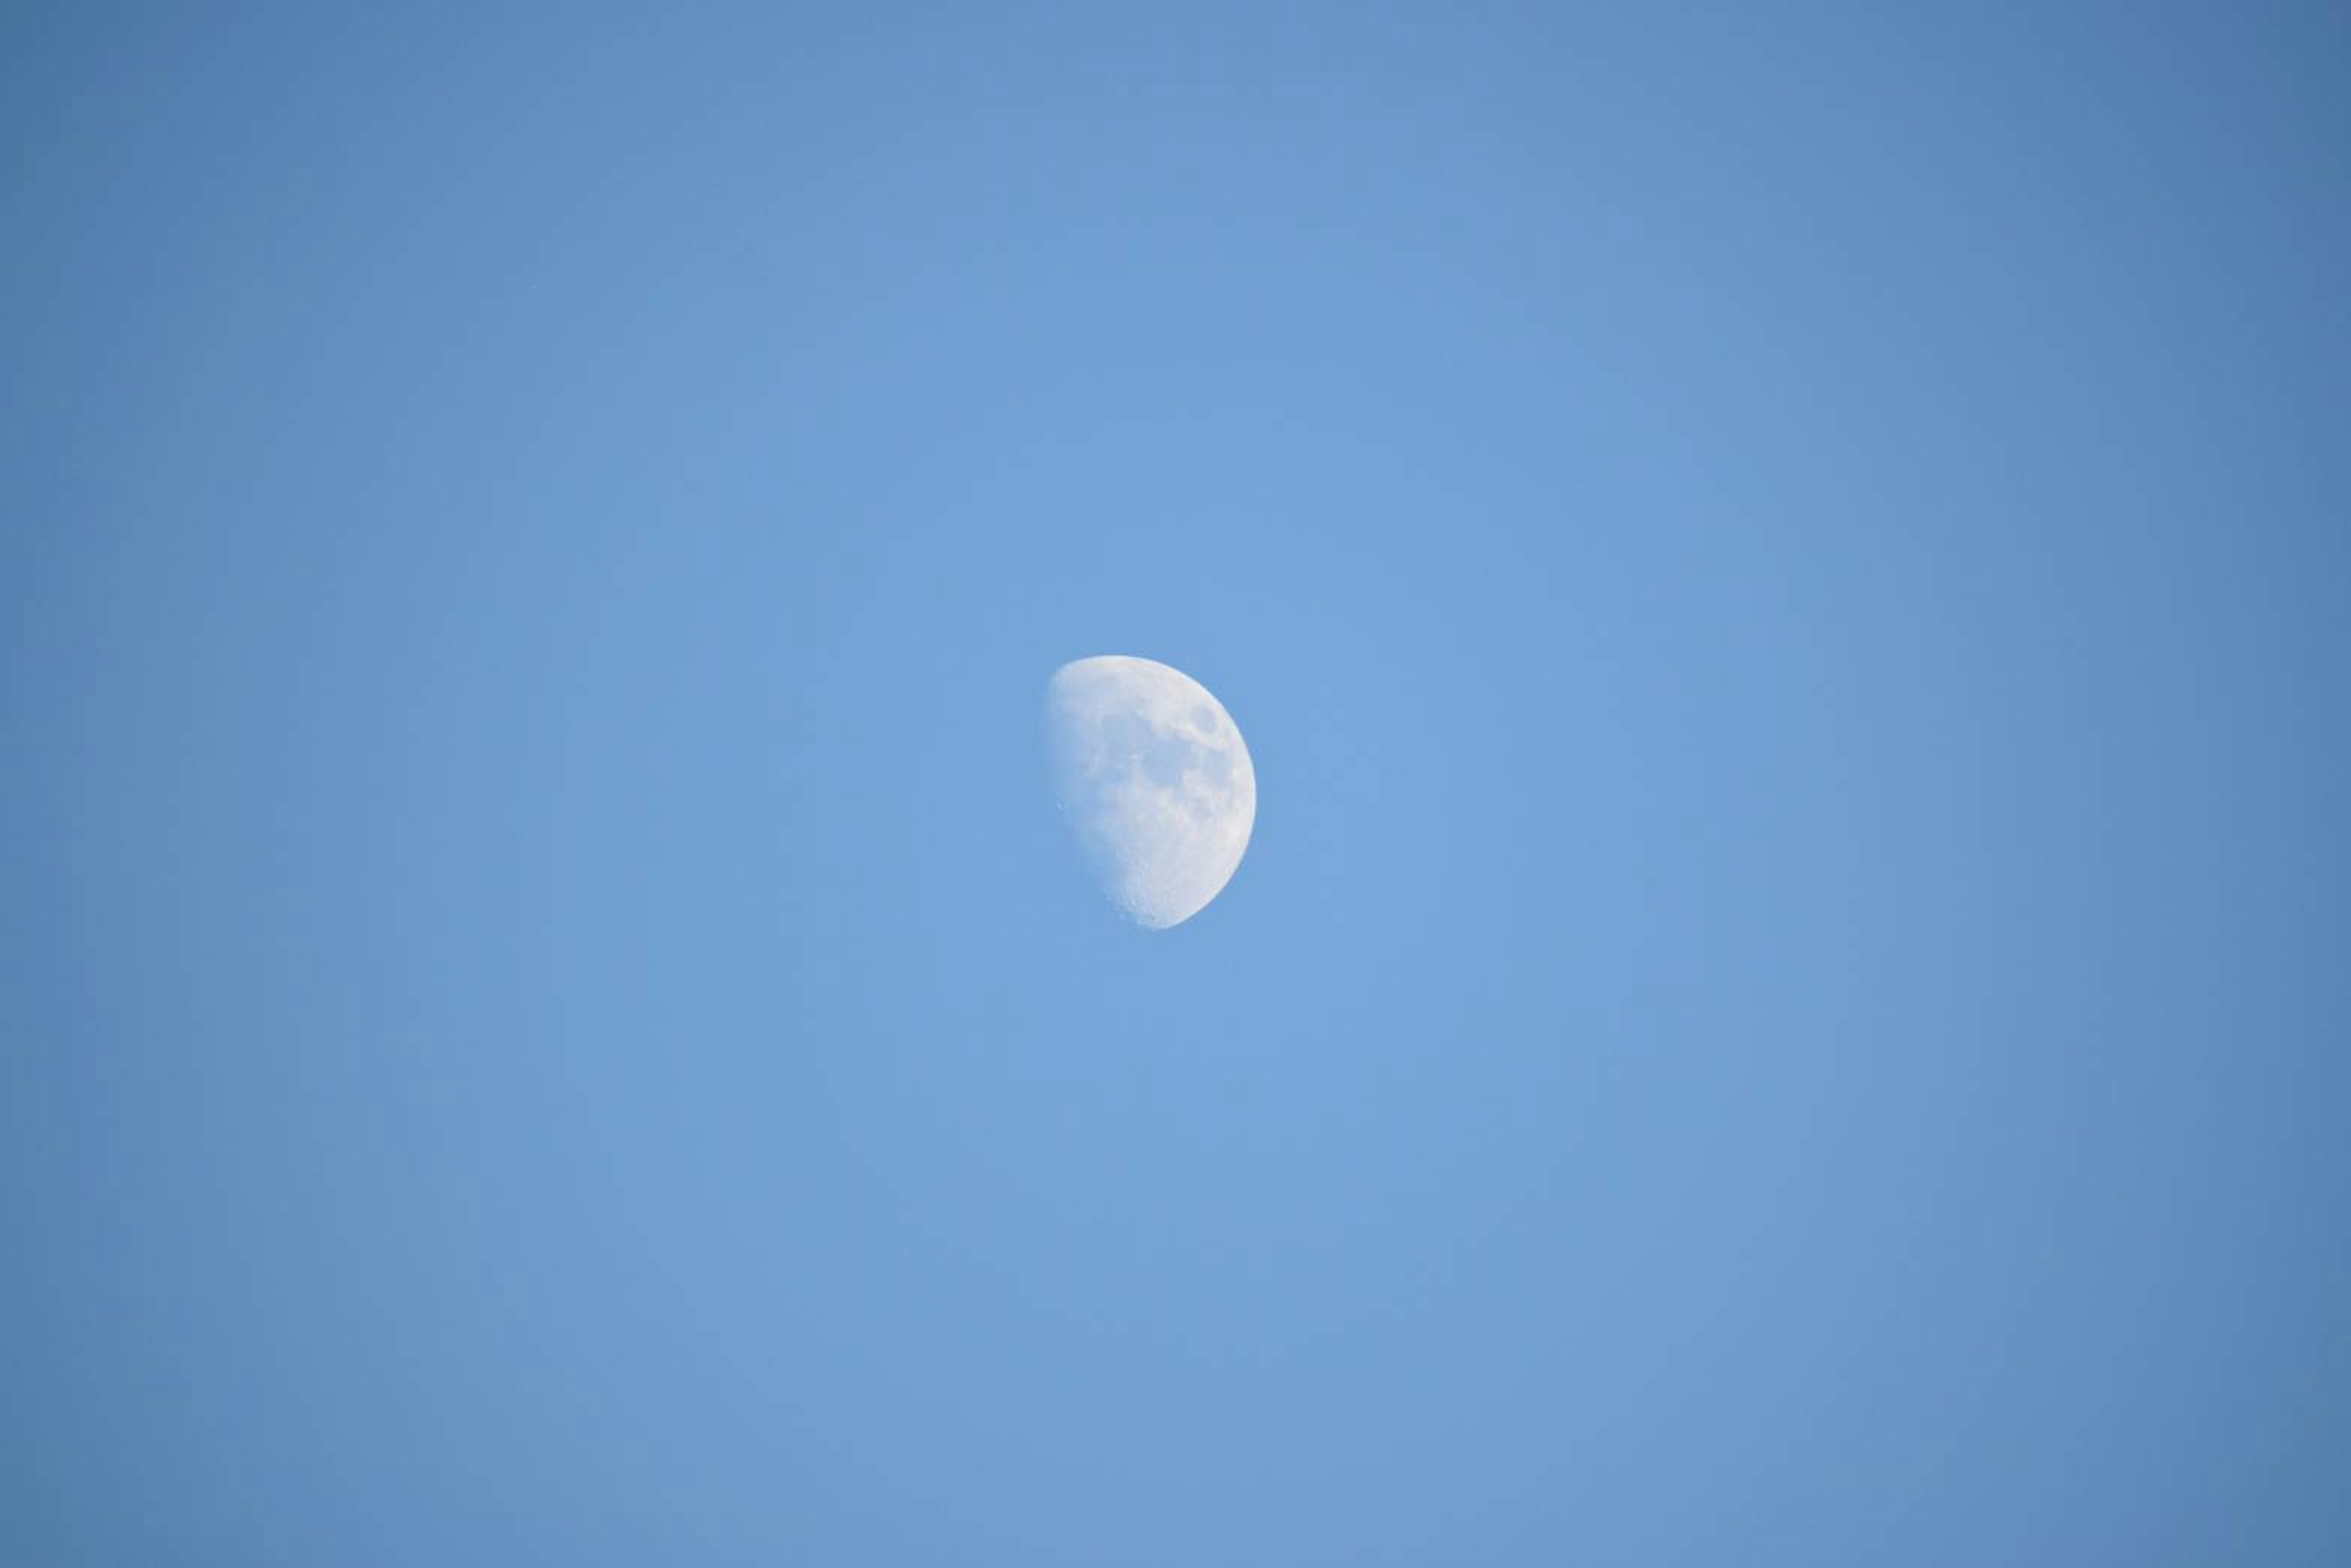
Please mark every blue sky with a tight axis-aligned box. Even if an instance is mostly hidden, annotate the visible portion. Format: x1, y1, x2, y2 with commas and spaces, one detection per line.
4, 8, 2347, 1564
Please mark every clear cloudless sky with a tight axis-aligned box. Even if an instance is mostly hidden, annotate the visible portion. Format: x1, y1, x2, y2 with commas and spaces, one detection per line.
4, 7, 2347, 1564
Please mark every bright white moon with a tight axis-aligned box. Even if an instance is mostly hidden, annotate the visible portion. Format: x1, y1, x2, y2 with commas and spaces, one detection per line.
1046, 655, 1256, 930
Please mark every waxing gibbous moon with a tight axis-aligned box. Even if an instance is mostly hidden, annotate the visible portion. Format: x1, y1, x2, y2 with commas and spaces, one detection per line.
1046, 655, 1256, 930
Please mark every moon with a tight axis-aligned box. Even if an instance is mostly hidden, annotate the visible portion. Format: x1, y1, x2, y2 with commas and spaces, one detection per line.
1045, 655, 1256, 930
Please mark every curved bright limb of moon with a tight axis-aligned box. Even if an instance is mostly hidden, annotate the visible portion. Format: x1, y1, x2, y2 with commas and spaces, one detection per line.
1046, 655, 1256, 930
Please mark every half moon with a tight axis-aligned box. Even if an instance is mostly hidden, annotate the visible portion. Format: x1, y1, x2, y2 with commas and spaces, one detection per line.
1045, 655, 1256, 930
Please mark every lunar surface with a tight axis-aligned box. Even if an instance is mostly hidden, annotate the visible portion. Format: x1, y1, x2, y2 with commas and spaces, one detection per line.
1045, 655, 1256, 929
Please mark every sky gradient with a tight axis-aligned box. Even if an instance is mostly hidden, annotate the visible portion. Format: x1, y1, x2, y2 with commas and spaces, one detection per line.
5, 8, 2348, 1564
